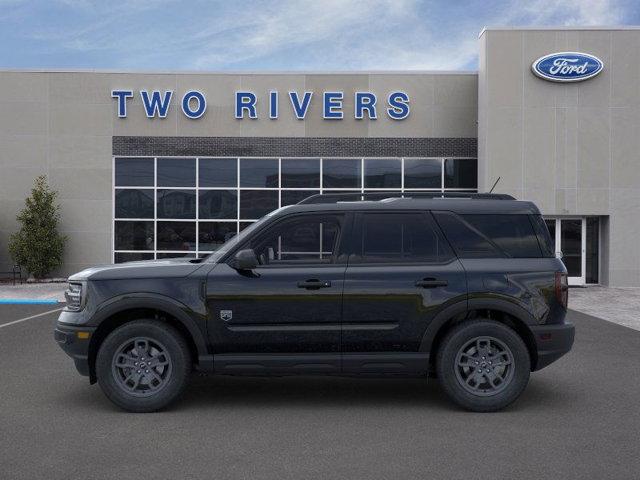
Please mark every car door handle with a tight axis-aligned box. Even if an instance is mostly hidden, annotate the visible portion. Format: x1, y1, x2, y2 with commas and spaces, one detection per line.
415, 278, 448, 288
297, 279, 332, 289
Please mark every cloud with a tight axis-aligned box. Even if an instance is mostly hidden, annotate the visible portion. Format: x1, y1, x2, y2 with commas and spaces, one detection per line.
2, 0, 634, 70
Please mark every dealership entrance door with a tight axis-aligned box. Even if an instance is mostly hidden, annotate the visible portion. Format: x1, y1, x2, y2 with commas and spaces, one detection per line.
544, 217, 600, 286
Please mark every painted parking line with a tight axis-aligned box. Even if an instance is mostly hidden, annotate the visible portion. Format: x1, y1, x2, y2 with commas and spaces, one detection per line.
0, 299, 59, 305
0, 307, 63, 329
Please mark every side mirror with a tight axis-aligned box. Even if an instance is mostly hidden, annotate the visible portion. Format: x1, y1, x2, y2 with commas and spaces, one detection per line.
231, 249, 258, 271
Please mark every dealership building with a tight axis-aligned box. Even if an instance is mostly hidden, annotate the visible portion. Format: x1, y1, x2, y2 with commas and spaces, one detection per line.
1, 26, 639, 286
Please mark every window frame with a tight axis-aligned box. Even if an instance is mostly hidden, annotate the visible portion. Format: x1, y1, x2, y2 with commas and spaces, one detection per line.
226, 211, 351, 268
348, 210, 456, 266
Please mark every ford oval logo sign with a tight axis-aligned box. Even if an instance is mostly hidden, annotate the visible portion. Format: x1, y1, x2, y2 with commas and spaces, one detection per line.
532, 52, 604, 82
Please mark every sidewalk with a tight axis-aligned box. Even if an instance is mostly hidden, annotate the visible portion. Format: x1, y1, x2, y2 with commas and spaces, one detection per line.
569, 286, 640, 331
0, 283, 66, 303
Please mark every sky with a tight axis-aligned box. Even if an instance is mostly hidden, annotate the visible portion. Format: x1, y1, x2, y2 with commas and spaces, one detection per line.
0, 0, 638, 71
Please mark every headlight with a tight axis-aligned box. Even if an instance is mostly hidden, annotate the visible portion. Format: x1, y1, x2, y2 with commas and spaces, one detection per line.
64, 282, 85, 311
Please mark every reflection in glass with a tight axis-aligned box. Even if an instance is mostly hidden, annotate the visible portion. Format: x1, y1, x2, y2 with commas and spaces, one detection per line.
444, 158, 477, 188
115, 158, 154, 187
322, 159, 361, 188
199, 158, 237, 187
157, 158, 196, 187
404, 158, 441, 188
157, 189, 196, 219
199, 222, 238, 250
199, 190, 237, 219
156, 252, 196, 259
114, 221, 154, 250
586, 217, 599, 284
114, 252, 154, 263
364, 158, 401, 188
281, 159, 320, 187
240, 190, 278, 219
561, 219, 582, 277
281, 190, 320, 206
240, 158, 278, 187
115, 189, 154, 218
157, 221, 196, 251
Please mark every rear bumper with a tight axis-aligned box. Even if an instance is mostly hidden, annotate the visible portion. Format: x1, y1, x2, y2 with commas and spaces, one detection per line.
530, 321, 575, 371
54, 322, 96, 377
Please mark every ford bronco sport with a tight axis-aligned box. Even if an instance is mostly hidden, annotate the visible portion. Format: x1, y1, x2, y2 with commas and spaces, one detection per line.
55, 192, 574, 412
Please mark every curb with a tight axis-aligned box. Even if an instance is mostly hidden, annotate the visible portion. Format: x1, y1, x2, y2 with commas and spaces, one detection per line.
0, 299, 61, 305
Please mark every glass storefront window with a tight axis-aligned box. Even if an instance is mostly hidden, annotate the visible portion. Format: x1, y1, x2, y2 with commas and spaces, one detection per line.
322, 159, 361, 188
115, 158, 153, 186
199, 158, 237, 187
281, 159, 320, 188
113, 156, 478, 262
364, 158, 401, 188
240, 158, 278, 187
586, 217, 599, 284
157, 158, 196, 187
404, 158, 441, 189
444, 158, 477, 188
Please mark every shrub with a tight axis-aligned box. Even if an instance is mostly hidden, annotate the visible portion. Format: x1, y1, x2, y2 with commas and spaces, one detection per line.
8, 175, 67, 279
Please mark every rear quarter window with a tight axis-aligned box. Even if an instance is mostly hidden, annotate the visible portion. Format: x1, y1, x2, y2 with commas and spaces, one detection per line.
433, 212, 544, 258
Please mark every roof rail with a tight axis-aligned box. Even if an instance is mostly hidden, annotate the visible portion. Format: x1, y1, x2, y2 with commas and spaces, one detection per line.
297, 192, 515, 205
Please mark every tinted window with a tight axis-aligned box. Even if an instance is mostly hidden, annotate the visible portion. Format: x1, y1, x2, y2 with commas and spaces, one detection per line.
462, 214, 542, 258
281, 159, 320, 187
199, 222, 238, 251
157, 158, 196, 187
115, 189, 154, 218
358, 213, 453, 263
115, 158, 154, 187
364, 159, 401, 188
240, 190, 279, 219
199, 190, 237, 219
433, 212, 502, 258
249, 215, 342, 265
156, 221, 196, 250
114, 221, 154, 250
404, 158, 441, 188
444, 159, 477, 189
114, 252, 154, 263
322, 159, 361, 188
199, 158, 237, 187
157, 189, 196, 219
530, 215, 555, 258
281, 190, 320, 206
240, 158, 278, 187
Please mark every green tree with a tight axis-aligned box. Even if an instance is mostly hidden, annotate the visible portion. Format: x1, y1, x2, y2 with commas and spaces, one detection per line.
9, 175, 66, 279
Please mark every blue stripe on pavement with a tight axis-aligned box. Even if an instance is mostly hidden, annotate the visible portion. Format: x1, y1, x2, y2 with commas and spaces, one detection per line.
0, 299, 60, 305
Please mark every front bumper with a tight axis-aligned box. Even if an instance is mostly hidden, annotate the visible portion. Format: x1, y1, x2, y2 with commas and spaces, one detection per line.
530, 321, 575, 371
54, 321, 96, 377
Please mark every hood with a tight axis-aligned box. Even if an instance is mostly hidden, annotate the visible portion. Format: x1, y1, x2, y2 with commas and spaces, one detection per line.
68, 258, 206, 281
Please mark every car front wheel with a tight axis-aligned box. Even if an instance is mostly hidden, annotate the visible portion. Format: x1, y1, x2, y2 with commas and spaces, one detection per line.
96, 320, 191, 412
436, 319, 530, 412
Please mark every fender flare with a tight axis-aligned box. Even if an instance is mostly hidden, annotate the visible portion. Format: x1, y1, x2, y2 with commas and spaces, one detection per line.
418, 296, 537, 353
89, 293, 209, 358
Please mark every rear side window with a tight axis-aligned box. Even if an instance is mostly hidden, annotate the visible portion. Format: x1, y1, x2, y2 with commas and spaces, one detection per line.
529, 214, 555, 258
434, 212, 544, 258
355, 212, 453, 263
433, 212, 502, 258
462, 214, 542, 258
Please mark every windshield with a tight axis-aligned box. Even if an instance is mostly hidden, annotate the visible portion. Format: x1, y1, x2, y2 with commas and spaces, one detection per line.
203, 206, 292, 263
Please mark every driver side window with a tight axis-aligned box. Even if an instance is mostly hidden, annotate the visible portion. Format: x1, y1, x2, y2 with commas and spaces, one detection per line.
248, 214, 343, 265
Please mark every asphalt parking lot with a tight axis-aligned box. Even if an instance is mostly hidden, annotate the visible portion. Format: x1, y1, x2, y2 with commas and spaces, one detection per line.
1, 305, 639, 480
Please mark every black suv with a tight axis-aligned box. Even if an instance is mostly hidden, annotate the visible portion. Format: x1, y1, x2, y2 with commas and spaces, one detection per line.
55, 193, 574, 412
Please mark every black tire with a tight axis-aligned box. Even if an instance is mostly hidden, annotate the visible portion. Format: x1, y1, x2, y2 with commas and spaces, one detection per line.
436, 319, 530, 412
96, 320, 191, 413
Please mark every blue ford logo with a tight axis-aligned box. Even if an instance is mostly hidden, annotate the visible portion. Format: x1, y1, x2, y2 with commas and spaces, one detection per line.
532, 52, 603, 82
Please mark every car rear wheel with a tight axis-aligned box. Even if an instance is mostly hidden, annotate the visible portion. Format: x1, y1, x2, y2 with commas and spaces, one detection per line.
436, 319, 530, 412
96, 320, 191, 412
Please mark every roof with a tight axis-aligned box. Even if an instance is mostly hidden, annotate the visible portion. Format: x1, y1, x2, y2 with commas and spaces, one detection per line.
275, 195, 541, 216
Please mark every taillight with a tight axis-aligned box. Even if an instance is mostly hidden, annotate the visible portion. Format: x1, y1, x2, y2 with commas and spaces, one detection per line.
555, 272, 568, 308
